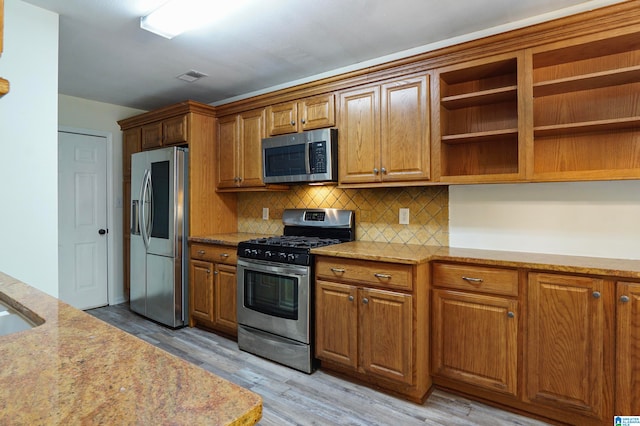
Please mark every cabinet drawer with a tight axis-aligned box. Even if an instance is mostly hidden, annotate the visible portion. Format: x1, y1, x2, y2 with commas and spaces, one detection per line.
190, 243, 237, 264
316, 257, 412, 291
433, 263, 518, 296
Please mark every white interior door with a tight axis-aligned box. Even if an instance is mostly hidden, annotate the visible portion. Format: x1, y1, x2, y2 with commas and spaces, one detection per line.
58, 131, 108, 310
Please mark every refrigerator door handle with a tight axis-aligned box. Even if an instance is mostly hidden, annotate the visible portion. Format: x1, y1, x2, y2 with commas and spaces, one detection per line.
139, 169, 151, 249
131, 200, 139, 235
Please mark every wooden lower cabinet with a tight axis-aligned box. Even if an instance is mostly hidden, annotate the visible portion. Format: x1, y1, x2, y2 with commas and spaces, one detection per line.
189, 243, 238, 336
615, 281, 640, 416
525, 272, 614, 425
431, 289, 518, 397
314, 256, 429, 402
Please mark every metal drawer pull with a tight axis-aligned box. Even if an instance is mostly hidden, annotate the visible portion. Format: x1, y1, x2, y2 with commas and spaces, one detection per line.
592, 291, 601, 299
330, 268, 346, 273
507, 311, 515, 318
462, 276, 483, 283
197, 250, 205, 255
220, 253, 229, 258
621, 295, 630, 303
374, 273, 391, 279
348, 295, 354, 302
362, 298, 369, 304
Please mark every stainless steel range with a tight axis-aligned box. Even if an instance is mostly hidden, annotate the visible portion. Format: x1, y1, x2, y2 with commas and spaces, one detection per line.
236, 208, 355, 373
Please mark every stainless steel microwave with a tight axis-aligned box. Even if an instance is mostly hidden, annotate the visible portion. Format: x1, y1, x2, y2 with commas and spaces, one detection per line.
262, 128, 338, 184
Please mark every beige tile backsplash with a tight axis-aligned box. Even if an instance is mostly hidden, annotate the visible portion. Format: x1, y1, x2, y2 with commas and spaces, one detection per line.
237, 186, 449, 245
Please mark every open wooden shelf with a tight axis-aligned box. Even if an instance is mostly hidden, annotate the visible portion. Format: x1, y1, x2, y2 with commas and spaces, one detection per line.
441, 86, 517, 109
441, 128, 519, 144
533, 65, 640, 97
534, 116, 640, 137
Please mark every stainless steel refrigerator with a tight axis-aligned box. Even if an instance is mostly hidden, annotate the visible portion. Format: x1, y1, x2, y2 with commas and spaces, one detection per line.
130, 146, 188, 327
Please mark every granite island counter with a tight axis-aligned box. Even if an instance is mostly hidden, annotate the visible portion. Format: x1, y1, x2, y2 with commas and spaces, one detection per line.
0, 272, 262, 425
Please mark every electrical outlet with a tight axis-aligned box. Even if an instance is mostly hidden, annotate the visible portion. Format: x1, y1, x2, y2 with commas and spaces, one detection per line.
399, 208, 410, 225
262, 207, 269, 220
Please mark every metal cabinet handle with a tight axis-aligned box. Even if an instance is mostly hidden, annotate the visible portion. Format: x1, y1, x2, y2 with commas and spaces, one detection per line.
373, 168, 379, 175
592, 291, 601, 299
362, 298, 369, 304
197, 250, 206, 255
462, 276, 483, 283
330, 268, 345, 273
374, 273, 391, 279
290, 120, 296, 126
214, 270, 218, 275
381, 167, 387, 174
621, 295, 630, 303
220, 253, 229, 258
507, 311, 515, 318
301, 118, 306, 124
348, 295, 354, 302
206, 269, 211, 274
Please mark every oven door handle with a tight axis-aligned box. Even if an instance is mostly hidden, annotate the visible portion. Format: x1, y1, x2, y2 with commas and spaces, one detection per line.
237, 258, 309, 276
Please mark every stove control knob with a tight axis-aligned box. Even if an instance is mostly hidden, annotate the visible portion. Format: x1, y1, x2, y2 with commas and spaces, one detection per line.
251, 249, 258, 256
287, 253, 296, 261
265, 250, 273, 258
243, 249, 252, 256
279, 252, 287, 259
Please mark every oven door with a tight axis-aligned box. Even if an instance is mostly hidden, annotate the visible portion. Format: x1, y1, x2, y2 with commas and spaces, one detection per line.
237, 258, 310, 344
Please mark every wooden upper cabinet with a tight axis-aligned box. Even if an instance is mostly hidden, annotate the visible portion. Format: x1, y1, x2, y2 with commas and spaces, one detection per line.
141, 122, 163, 149
216, 108, 266, 189
435, 52, 523, 183
339, 74, 430, 185
530, 30, 640, 181
141, 115, 188, 149
616, 281, 640, 416
266, 93, 335, 136
526, 272, 613, 423
162, 114, 188, 146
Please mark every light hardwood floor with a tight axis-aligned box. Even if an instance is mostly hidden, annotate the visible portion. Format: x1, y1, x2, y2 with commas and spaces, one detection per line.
87, 304, 550, 426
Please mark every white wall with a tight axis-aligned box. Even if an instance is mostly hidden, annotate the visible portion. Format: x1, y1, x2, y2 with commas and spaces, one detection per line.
449, 181, 640, 260
58, 95, 145, 304
0, 0, 59, 296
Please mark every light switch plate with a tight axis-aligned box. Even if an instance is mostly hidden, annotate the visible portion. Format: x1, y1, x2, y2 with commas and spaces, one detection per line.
399, 208, 410, 225
262, 207, 269, 220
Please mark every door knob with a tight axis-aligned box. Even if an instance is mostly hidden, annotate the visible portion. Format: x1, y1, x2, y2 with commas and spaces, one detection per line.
98, 229, 107, 235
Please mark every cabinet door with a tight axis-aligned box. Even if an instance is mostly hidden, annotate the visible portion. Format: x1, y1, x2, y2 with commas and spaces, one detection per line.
380, 75, 430, 182
299, 94, 335, 131
432, 289, 518, 396
190, 259, 214, 324
141, 122, 163, 150
266, 101, 298, 136
360, 287, 413, 385
315, 280, 358, 369
526, 273, 613, 421
616, 281, 640, 415
216, 115, 239, 188
214, 263, 238, 335
163, 115, 188, 146
338, 85, 380, 184
238, 108, 266, 188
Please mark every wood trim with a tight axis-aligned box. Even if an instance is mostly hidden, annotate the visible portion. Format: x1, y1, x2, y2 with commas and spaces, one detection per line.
214, 1, 640, 117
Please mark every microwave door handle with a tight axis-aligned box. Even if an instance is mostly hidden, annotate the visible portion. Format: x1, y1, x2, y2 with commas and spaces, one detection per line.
305, 141, 311, 174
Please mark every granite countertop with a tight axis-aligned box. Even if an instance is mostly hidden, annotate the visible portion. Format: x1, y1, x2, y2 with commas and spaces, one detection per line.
0, 272, 262, 425
311, 241, 640, 280
189, 233, 275, 247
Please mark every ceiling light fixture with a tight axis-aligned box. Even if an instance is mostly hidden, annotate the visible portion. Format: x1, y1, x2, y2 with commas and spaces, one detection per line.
140, 0, 250, 39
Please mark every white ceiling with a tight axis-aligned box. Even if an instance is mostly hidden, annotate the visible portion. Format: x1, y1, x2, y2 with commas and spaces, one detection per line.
21, 0, 625, 111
